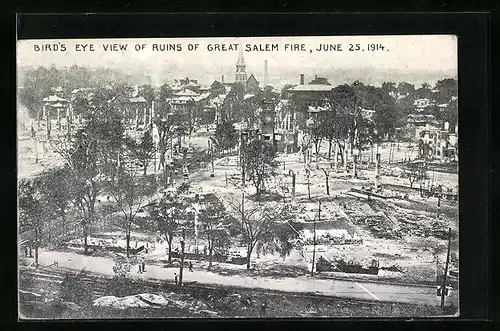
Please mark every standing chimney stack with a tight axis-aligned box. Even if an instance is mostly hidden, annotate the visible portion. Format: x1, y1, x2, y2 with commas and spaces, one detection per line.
264, 60, 268, 87
222, 75, 225, 84
300, 74, 305, 85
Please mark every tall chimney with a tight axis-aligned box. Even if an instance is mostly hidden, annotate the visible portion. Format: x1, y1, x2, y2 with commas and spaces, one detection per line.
264, 60, 268, 87
300, 74, 304, 85
222, 75, 225, 84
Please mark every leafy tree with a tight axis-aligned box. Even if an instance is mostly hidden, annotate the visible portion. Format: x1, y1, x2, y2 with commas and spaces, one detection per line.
309, 76, 331, 85
415, 83, 433, 100
444, 98, 458, 131
159, 83, 174, 102
221, 82, 245, 122
153, 99, 181, 172
18, 178, 47, 266
281, 84, 295, 99
126, 128, 156, 177
210, 80, 226, 96
214, 120, 238, 155
51, 105, 125, 254
397, 82, 415, 96
106, 170, 156, 257
372, 103, 402, 140
257, 206, 304, 260
381, 82, 397, 95
38, 166, 73, 236
19, 67, 54, 119
148, 195, 185, 262
244, 139, 279, 200
434, 78, 457, 104
138, 84, 156, 105
199, 196, 232, 268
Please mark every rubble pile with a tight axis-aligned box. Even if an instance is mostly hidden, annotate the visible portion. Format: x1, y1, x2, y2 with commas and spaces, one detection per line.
92, 292, 210, 313
207, 292, 258, 312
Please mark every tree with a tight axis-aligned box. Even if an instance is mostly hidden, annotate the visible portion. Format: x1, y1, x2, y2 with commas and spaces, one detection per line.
159, 83, 174, 102
397, 82, 415, 96
138, 84, 156, 105
214, 120, 238, 155
415, 83, 433, 100
444, 98, 458, 131
199, 196, 232, 268
51, 105, 125, 254
372, 103, 402, 140
148, 195, 185, 262
434, 78, 457, 104
281, 84, 295, 99
19, 67, 54, 119
404, 161, 428, 190
38, 166, 73, 236
18, 178, 47, 266
210, 80, 226, 96
309, 76, 330, 85
257, 205, 304, 260
106, 170, 156, 257
381, 82, 397, 96
126, 128, 156, 177
226, 197, 283, 269
221, 82, 245, 122
244, 139, 279, 200
153, 99, 180, 172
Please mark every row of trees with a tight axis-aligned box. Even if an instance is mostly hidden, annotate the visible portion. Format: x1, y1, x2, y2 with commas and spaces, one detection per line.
147, 188, 303, 270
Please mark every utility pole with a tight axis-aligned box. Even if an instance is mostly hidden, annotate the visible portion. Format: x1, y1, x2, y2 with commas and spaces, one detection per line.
441, 227, 452, 309
311, 200, 320, 276
307, 169, 311, 200
179, 229, 186, 287
241, 192, 245, 228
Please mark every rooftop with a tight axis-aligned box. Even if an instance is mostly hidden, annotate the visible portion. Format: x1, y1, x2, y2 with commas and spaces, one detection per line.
289, 84, 334, 92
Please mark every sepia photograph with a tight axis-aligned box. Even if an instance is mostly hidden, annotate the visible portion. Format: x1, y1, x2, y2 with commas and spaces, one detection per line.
17, 35, 459, 319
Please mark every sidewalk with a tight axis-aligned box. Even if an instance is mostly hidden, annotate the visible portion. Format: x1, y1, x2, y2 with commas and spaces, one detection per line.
35, 249, 444, 306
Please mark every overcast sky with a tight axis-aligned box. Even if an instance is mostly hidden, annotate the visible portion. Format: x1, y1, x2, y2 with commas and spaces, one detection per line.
18, 35, 457, 88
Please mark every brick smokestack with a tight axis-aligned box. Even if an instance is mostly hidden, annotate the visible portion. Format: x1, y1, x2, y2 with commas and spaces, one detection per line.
222, 75, 225, 84
264, 60, 268, 86
300, 74, 304, 85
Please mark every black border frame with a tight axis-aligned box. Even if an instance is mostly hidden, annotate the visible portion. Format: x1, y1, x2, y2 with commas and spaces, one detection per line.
4, 11, 491, 331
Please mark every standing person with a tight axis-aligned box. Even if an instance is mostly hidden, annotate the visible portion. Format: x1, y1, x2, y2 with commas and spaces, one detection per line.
138, 262, 142, 274
142, 258, 146, 272
188, 262, 193, 272
174, 273, 178, 285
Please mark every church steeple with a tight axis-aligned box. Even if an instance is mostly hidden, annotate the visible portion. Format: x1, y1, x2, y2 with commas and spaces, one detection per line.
237, 47, 245, 66
235, 47, 247, 84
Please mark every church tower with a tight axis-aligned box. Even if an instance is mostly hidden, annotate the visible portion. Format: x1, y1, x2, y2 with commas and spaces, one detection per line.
235, 47, 247, 84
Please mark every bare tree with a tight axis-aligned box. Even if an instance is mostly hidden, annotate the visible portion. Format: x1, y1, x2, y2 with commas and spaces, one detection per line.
226, 196, 283, 270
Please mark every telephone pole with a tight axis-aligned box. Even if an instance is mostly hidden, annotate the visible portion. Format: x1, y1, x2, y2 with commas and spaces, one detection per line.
311, 200, 320, 277
441, 227, 452, 309
179, 229, 186, 286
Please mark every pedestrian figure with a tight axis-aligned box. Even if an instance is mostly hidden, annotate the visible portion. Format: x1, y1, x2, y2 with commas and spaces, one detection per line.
174, 273, 178, 285
142, 259, 146, 272
189, 262, 193, 272
138, 262, 143, 273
